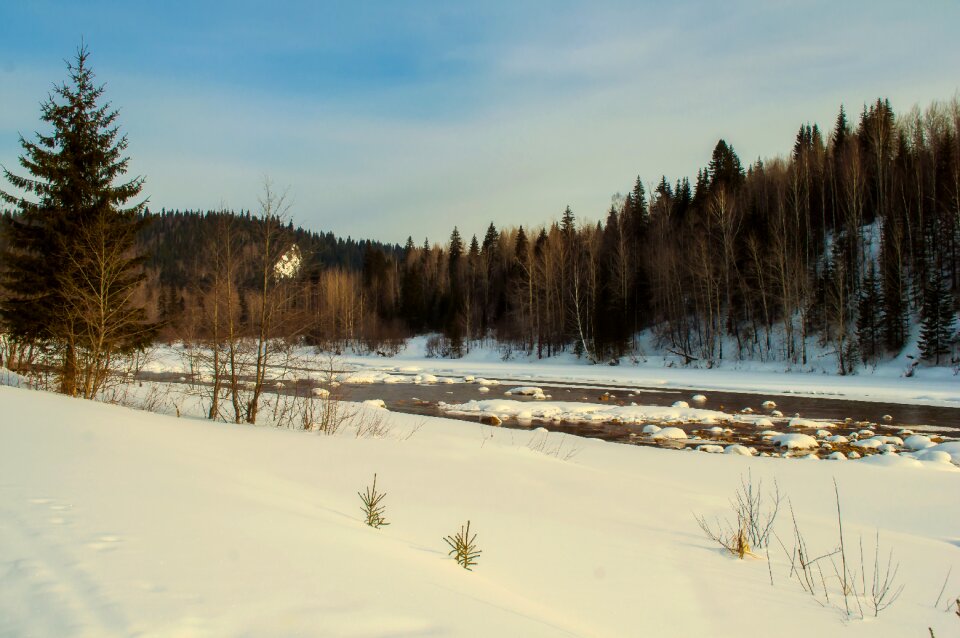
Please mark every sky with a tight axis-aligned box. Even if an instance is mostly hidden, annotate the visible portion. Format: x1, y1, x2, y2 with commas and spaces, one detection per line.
1, 1, 959, 245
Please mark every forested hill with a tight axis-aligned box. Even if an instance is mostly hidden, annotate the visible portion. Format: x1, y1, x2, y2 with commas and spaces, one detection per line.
139, 208, 403, 287
3, 96, 959, 371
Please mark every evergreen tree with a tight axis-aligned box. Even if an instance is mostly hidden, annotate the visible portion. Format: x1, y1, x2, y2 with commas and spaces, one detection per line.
560, 206, 576, 238
445, 227, 465, 352
0, 47, 151, 396
919, 263, 956, 364
879, 219, 907, 352
856, 262, 882, 364
707, 139, 745, 191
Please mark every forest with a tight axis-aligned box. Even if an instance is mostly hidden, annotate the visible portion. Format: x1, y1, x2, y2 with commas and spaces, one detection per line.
2, 89, 959, 375
118, 97, 960, 373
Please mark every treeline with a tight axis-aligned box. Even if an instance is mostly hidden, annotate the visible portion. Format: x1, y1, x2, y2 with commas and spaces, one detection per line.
149, 97, 959, 370
139, 209, 402, 340
14, 93, 949, 370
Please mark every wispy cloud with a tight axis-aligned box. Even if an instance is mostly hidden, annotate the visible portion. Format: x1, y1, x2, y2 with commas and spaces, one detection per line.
1, 1, 958, 243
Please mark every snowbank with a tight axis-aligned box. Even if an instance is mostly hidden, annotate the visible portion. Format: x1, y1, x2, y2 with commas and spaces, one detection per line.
2, 385, 958, 637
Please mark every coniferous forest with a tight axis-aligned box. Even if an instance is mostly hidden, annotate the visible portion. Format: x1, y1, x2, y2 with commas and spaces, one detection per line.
1, 59, 958, 373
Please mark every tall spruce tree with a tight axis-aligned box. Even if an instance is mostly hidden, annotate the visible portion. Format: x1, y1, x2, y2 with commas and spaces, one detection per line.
856, 262, 882, 364
0, 47, 150, 396
918, 263, 956, 364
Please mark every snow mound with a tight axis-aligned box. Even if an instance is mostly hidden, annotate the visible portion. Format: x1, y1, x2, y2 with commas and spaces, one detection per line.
761, 400, 777, 410
311, 387, 331, 398
860, 454, 924, 469
691, 394, 707, 403
724, 444, 754, 456
652, 427, 687, 440
771, 433, 818, 450
642, 424, 661, 435
696, 444, 724, 454
827, 451, 847, 461
672, 400, 689, 409
362, 399, 387, 409
910, 449, 954, 464
478, 386, 490, 394
903, 434, 935, 451
788, 417, 821, 429
506, 387, 546, 398
925, 441, 960, 464
439, 399, 729, 427
852, 436, 903, 449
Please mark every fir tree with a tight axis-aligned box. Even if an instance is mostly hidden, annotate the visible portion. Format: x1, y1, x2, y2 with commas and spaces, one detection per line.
0, 46, 151, 396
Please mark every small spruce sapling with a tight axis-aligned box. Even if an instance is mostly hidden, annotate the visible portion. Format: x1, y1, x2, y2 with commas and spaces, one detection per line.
444, 520, 482, 570
359, 473, 389, 528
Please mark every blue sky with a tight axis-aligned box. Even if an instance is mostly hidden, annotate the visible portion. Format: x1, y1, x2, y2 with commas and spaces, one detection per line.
2, 1, 959, 244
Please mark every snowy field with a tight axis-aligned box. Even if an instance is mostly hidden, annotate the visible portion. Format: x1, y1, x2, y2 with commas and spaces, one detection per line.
2, 381, 960, 637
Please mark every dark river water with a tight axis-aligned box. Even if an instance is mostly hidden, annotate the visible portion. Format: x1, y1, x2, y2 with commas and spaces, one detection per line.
139, 370, 960, 453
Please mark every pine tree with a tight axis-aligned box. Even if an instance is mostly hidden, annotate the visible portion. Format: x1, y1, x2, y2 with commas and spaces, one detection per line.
0, 46, 151, 396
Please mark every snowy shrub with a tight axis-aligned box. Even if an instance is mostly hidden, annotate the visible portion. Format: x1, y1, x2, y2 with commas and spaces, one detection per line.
695, 470, 780, 559
444, 520, 482, 571
779, 482, 904, 619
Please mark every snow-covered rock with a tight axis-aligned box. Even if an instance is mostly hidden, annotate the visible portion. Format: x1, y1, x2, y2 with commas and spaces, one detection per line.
924, 441, 960, 464
911, 449, 954, 464
903, 434, 935, 451
724, 444, 755, 456
652, 427, 688, 440
696, 444, 724, 454
771, 433, 818, 450
505, 387, 547, 399
672, 400, 690, 409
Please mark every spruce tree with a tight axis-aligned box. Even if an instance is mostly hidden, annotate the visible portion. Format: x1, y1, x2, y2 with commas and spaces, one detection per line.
856, 263, 882, 364
919, 264, 956, 364
0, 46, 151, 396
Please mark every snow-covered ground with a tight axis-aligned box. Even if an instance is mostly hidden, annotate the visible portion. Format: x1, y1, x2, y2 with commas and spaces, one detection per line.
2, 383, 959, 637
